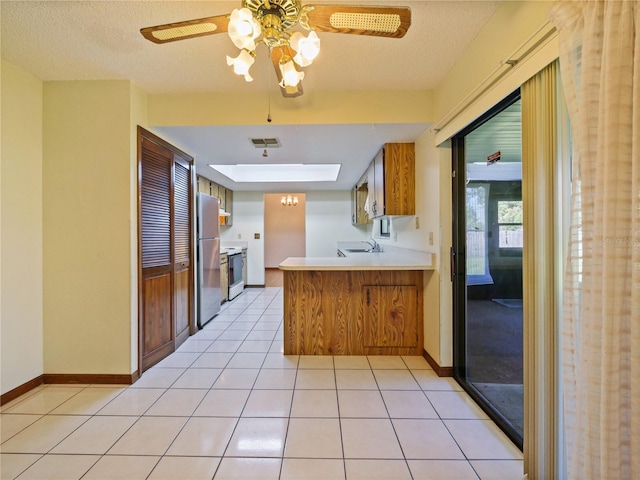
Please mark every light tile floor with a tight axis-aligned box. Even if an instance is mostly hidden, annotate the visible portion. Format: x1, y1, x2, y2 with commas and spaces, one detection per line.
0, 287, 523, 480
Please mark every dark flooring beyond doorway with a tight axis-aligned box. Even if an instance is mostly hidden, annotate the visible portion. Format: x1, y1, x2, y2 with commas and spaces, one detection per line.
466, 300, 523, 384
265, 268, 283, 287
465, 299, 523, 438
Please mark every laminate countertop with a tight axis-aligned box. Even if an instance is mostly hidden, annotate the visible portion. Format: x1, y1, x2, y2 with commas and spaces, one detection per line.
279, 244, 435, 271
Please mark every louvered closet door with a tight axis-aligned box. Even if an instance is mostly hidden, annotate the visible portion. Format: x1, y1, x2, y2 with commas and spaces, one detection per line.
173, 157, 192, 346
140, 137, 174, 370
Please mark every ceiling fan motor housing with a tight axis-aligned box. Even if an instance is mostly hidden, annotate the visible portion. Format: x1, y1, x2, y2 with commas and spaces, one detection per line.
244, 0, 302, 31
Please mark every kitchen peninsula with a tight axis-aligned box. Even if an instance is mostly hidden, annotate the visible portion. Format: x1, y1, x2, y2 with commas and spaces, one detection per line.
279, 245, 435, 356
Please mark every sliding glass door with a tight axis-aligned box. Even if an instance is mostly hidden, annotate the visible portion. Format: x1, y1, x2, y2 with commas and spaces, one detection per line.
452, 90, 523, 448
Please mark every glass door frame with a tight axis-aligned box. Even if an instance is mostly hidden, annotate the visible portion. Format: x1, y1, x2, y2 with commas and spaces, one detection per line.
451, 88, 523, 450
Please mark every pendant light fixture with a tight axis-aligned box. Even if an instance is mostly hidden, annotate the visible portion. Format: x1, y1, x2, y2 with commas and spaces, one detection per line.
281, 194, 298, 206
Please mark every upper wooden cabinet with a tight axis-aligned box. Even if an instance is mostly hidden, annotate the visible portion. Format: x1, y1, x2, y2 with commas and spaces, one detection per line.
351, 166, 373, 225
369, 143, 415, 218
218, 185, 226, 211
196, 175, 233, 225
210, 182, 219, 200
224, 189, 233, 226
197, 176, 210, 196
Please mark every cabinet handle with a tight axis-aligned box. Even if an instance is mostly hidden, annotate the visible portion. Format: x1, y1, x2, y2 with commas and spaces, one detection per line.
366, 288, 370, 306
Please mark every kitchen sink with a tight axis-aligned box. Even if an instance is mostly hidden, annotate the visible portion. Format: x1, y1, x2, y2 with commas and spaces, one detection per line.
344, 248, 374, 253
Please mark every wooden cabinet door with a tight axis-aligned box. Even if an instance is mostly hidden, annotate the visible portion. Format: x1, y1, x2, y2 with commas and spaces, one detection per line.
364, 143, 415, 218
140, 136, 174, 371
224, 188, 233, 226
383, 143, 415, 216
372, 149, 385, 217
218, 185, 226, 211
363, 285, 418, 348
139, 128, 194, 373
197, 175, 209, 194
173, 158, 192, 345
356, 184, 371, 224
209, 182, 218, 199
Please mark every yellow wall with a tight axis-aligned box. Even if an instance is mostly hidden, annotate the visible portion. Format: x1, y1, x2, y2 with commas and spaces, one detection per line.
436, 144, 454, 366
264, 193, 306, 268
149, 90, 434, 126
128, 83, 148, 372
416, 130, 443, 363
42, 80, 134, 374
1, 61, 44, 393
435, 1, 554, 120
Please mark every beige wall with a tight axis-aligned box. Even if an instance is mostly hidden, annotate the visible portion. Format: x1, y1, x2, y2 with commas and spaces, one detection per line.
129, 83, 148, 372
304, 191, 370, 257
437, 144, 454, 366
149, 90, 434, 127
435, 1, 554, 121
1, 61, 44, 394
42, 80, 135, 375
415, 130, 445, 363
264, 193, 306, 268
220, 191, 266, 285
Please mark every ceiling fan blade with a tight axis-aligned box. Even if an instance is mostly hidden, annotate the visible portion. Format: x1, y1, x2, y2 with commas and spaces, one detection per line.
140, 14, 230, 44
304, 5, 411, 38
270, 46, 304, 98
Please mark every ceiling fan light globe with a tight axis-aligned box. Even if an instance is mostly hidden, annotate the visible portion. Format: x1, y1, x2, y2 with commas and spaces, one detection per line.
290, 31, 320, 67
226, 50, 255, 82
228, 8, 261, 50
293, 52, 312, 67
279, 58, 304, 87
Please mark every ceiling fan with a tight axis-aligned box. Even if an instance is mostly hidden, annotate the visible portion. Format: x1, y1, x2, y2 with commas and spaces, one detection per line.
141, 0, 411, 98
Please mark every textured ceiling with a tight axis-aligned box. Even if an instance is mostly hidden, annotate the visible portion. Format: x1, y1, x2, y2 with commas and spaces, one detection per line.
1, 0, 503, 190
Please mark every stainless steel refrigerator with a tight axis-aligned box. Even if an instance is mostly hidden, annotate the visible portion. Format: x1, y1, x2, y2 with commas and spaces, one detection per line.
196, 192, 221, 328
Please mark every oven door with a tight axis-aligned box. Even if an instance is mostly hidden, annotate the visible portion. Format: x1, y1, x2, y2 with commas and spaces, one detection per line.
228, 253, 245, 300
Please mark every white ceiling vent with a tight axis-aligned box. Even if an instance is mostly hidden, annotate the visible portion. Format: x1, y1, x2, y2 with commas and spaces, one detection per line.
251, 138, 280, 149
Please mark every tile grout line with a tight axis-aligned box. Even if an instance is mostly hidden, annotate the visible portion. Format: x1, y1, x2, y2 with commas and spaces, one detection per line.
277, 344, 300, 480
333, 355, 349, 480
211, 288, 283, 479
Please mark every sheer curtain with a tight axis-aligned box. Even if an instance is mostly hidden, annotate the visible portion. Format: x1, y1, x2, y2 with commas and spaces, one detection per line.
521, 61, 559, 480
549, 1, 639, 478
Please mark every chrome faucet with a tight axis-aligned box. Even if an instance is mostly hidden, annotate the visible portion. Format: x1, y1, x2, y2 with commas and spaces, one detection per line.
366, 238, 381, 252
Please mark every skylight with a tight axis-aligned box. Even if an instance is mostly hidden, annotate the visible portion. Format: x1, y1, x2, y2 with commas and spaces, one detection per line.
209, 163, 341, 183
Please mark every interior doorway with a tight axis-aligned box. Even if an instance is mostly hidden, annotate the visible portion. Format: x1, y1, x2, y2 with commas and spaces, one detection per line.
264, 193, 306, 287
452, 91, 524, 448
